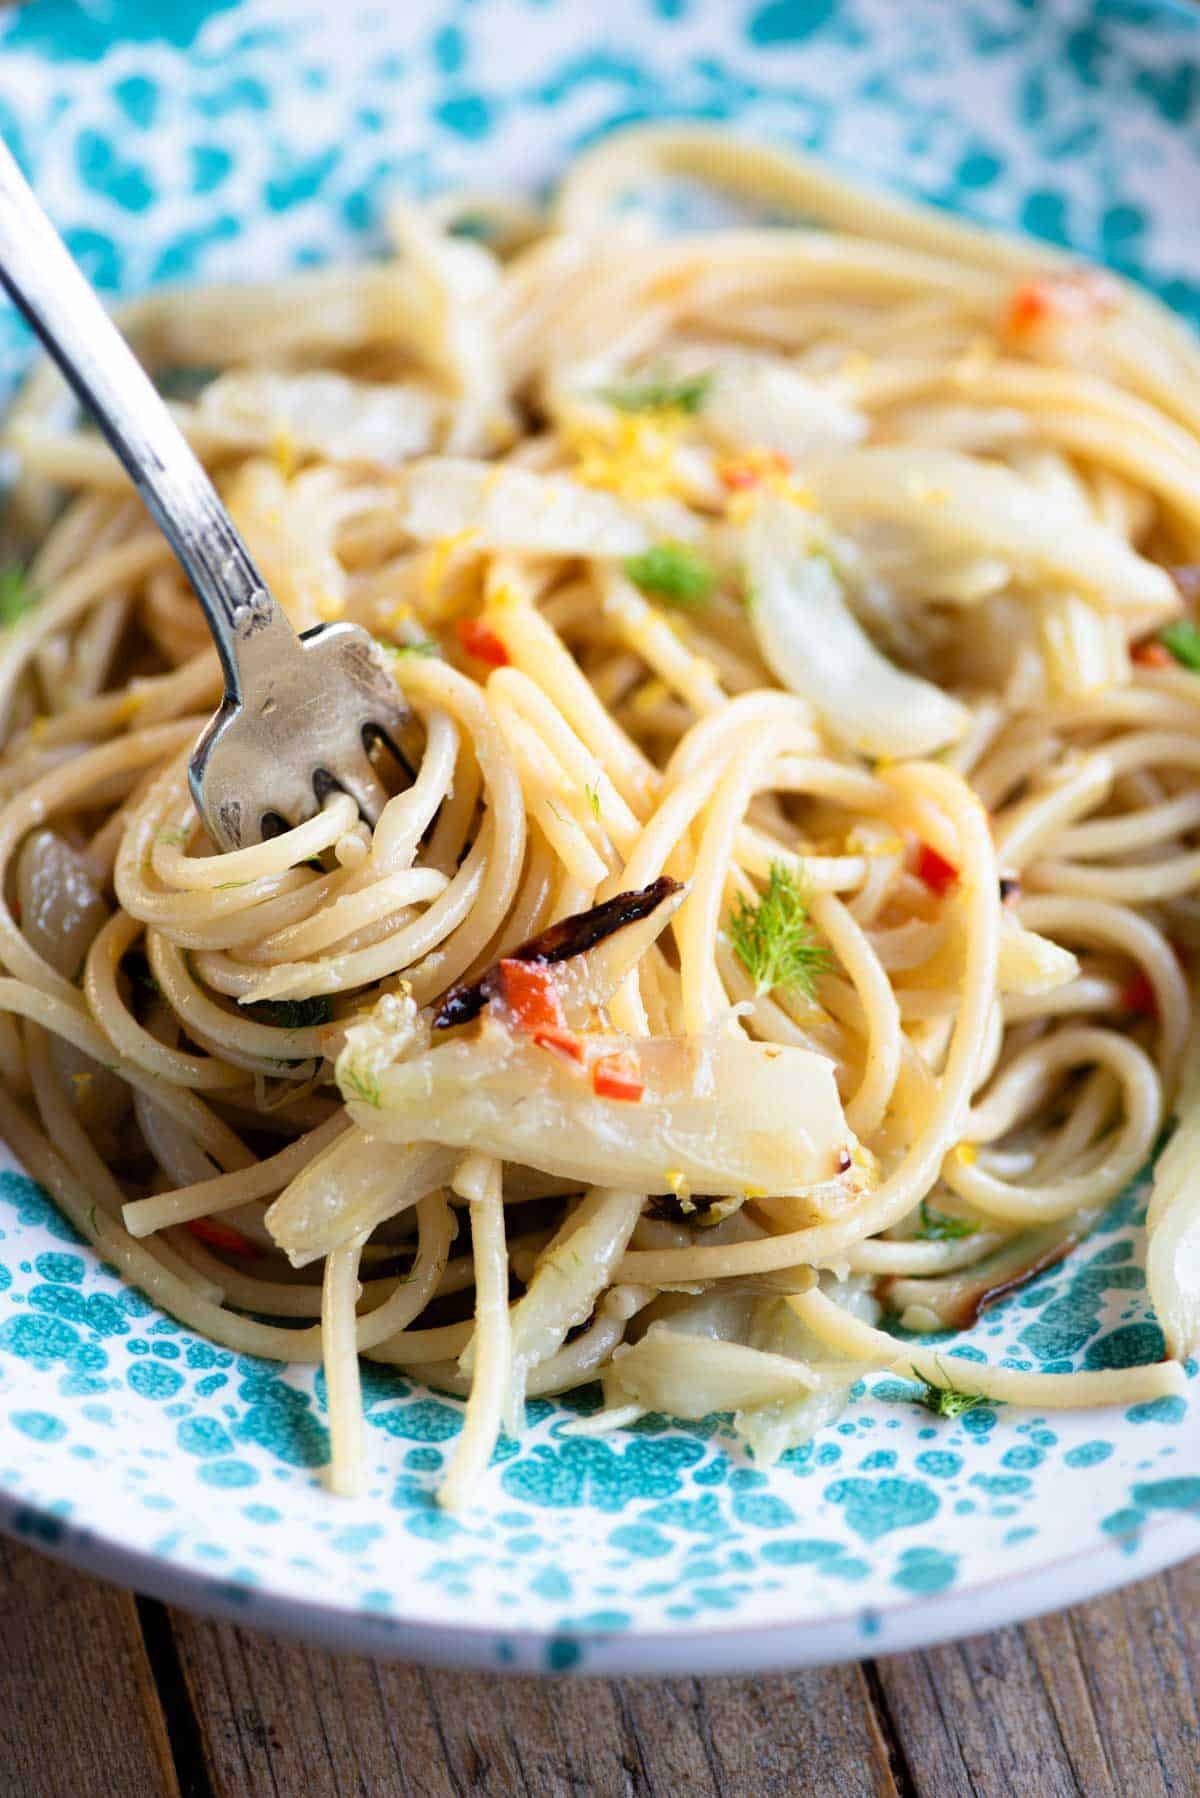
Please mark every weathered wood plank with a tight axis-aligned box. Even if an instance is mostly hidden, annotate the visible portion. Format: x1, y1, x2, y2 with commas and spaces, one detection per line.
2, 1539, 1196, 1798
874, 1559, 1200, 1798
876, 1622, 1090, 1798
1026, 1560, 1200, 1798
166, 1607, 899, 1797
610, 1668, 897, 1797
169, 1616, 455, 1798
0, 1536, 179, 1798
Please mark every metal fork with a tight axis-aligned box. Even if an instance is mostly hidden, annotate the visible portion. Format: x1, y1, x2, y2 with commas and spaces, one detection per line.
0, 138, 413, 850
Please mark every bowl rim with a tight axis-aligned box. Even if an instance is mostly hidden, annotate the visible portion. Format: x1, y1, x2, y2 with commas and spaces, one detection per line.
3, 1479, 1196, 1671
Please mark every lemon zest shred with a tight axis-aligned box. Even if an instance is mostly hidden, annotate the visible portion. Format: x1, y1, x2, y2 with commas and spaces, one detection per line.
421, 526, 479, 606
270, 429, 298, 478
631, 678, 670, 717
663, 1168, 694, 1211
562, 412, 685, 501
111, 692, 145, 725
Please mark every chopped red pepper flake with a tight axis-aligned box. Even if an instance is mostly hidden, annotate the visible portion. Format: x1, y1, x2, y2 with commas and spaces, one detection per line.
1132, 639, 1173, 668
1002, 272, 1119, 338
592, 1051, 645, 1102
532, 1024, 584, 1064
915, 842, 959, 896
717, 449, 791, 491
496, 958, 565, 1033
1003, 283, 1056, 335
187, 1216, 261, 1258
455, 617, 510, 668
1121, 971, 1156, 1017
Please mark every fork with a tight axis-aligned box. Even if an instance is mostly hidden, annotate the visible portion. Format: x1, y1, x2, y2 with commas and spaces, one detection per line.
0, 137, 413, 851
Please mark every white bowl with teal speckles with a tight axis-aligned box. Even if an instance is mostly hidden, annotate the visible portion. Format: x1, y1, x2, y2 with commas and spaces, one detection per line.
0, 0, 1198, 1674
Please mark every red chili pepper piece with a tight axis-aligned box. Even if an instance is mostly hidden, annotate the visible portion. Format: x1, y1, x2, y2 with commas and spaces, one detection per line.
456, 617, 509, 668
1002, 273, 1118, 337
1004, 282, 1056, 334
592, 1051, 645, 1102
496, 958, 565, 1033
915, 842, 959, 896
187, 1216, 261, 1258
717, 450, 791, 490
1121, 971, 1156, 1017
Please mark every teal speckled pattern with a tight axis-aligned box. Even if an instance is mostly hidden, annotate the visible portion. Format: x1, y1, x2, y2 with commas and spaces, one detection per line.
0, 0, 1198, 1672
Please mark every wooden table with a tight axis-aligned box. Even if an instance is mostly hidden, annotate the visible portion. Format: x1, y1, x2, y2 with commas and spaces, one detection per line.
2, 1535, 1195, 1795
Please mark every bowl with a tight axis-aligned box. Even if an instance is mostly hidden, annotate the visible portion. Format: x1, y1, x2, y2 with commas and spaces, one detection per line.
0, 0, 1197, 1673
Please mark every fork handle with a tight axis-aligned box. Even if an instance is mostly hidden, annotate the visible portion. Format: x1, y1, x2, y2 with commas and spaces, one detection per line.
0, 135, 294, 699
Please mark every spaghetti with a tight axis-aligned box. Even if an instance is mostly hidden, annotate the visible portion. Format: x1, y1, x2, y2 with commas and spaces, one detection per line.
0, 127, 1196, 1507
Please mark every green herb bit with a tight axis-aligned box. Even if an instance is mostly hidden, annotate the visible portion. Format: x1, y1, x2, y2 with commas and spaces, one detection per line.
922, 1383, 985, 1419
728, 861, 830, 1001
599, 370, 711, 415
0, 565, 36, 628
342, 1063, 382, 1108
247, 995, 333, 1031
448, 214, 493, 242
155, 364, 219, 403
917, 1200, 978, 1242
585, 782, 601, 821
914, 1359, 986, 1418
375, 636, 441, 659
1159, 619, 1200, 671
154, 826, 188, 848
622, 541, 716, 607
